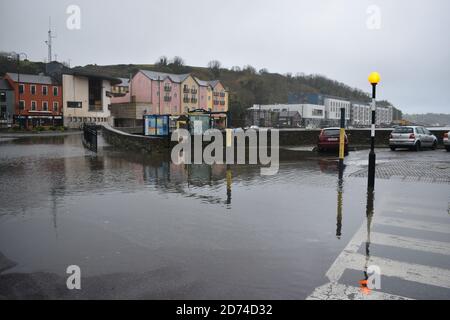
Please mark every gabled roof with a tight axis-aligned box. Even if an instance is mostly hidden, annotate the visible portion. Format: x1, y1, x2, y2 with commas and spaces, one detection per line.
117, 78, 130, 87
0, 78, 13, 90
6, 72, 57, 85
208, 80, 220, 88
139, 70, 190, 83
195, 77, 211, 87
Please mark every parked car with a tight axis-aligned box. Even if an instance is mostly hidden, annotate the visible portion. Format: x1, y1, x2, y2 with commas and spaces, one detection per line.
317, 127, 348, 155
444, 131, 450, 151
389, 126, 437, 151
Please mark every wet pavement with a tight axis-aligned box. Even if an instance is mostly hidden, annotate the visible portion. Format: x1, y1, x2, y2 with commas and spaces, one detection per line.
0, 133, 449, 299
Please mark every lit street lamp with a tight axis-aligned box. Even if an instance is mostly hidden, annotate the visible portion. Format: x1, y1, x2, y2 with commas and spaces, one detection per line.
367, 72, 380, 189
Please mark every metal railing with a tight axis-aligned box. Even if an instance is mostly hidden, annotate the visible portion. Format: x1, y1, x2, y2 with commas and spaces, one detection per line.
82, 123, 98, 152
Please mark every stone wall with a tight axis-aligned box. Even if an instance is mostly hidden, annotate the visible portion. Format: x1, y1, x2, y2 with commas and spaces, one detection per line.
103, 126, 449, 154
102, 124, 172, 153
278, 128, 449, 147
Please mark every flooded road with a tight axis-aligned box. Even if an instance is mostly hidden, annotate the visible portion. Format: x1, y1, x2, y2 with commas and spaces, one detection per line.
0, 133, 448, 299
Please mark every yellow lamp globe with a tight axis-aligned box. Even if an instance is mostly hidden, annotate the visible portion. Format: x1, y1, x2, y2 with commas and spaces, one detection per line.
368, 72, 381, 85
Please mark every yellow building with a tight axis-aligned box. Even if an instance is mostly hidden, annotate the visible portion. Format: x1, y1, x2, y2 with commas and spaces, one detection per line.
180, 75, 200, 113
209, 80, 228, 113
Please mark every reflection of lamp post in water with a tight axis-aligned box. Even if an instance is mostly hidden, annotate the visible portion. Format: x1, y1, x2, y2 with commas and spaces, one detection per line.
359, 188, 375, 294
226, 166, 232, 206
336, 175, 344, 239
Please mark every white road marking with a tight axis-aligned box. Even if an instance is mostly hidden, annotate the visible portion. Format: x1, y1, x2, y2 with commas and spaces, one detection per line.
326, 225, 366, 282
383, 206, 447, 218
370, 232, 450, 256
375, 216, 450, 234
338, 252, 450, 289
306, 282, 411, 300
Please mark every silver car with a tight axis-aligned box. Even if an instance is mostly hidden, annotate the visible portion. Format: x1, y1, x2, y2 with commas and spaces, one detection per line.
444, 131, 450, 151
389, 126, 438, 151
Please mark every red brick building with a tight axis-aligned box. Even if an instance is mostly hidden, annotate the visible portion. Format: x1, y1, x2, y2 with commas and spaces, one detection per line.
5, 72, 63, 128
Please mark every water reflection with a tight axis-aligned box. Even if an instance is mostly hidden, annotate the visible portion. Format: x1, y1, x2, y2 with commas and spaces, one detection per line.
336, 165, 345, 239
0, 134, 373, 299
360, 188, 375, 293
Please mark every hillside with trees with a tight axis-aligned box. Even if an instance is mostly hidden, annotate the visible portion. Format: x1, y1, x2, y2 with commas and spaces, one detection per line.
1, 53, 395, 126
403, 113, 450, 127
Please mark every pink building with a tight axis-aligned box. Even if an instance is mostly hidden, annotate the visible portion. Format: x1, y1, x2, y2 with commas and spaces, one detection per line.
111, 70, 189, 115
110, 70, 228, 127
195, 78, 211, 110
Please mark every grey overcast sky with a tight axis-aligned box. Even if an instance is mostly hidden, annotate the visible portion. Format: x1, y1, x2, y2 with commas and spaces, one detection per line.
0, 0, 449, 113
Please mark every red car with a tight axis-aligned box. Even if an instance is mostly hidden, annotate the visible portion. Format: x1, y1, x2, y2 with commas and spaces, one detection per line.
317, 127, 349, 155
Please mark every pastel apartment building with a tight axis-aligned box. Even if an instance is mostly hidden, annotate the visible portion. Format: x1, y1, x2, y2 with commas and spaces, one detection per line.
110, 70, 229, 127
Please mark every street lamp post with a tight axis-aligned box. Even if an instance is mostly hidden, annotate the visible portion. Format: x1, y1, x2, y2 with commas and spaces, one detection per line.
12, 52, 28, 128
367, 72, 380, 189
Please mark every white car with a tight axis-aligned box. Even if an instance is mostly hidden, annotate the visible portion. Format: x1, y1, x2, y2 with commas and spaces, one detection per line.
389, 126, 438, 151
444, 131, 450, 152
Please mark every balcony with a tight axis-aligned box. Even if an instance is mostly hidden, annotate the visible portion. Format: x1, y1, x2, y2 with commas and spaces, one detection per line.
164, 86, 172, 92
183, 87, 190, 93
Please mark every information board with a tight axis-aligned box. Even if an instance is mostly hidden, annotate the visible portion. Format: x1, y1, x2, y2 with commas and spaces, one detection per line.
144, 115, 170, 137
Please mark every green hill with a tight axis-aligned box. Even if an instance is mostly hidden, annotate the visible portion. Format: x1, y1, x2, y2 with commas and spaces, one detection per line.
1, 54, 395, 126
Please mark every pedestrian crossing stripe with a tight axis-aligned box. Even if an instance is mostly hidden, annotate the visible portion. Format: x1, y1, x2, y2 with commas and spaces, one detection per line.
375, 216, 450, 234
370, 232, 450, 256
308, 202, 450, 299
307, 282, 411, 300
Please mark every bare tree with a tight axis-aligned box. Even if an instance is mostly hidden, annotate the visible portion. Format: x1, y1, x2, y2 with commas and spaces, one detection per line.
243, 65, 256, 74
208, 60, 222, 77
156, 56, 168, 66
170, 56, 185, 73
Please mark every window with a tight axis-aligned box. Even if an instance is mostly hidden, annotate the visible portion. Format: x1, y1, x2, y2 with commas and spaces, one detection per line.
19, 100, 25, 110
31, 101, 37, 111
312, 109, 323, 116
0, 92, 5, 102
19, 84, 24, 94
31, 85, 36, 95
393, 127, 413, 134
53, 102, 59, 112
53, 86, 58, 96
42, 101, 48, 111
42, 86, 48, 96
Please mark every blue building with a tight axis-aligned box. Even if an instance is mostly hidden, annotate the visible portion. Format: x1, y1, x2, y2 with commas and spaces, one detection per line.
0, 79, 14, 127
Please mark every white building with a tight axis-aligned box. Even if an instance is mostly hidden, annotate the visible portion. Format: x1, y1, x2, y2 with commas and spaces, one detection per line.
351, 103, 371, 126
351, 103, 393, 127
323, 97, 351, 126
376, 105, 393, 126
251, 104, 325, 128
62, 71, 120, 128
